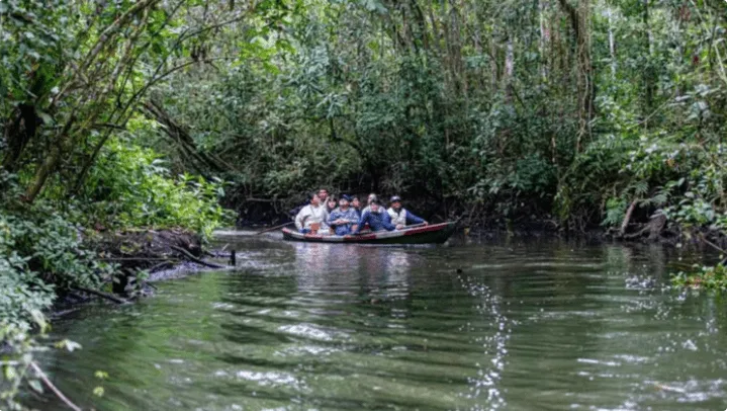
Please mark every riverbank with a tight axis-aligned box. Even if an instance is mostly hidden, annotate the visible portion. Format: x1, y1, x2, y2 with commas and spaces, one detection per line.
56, 228, 228, 305
0, 225, 232, 410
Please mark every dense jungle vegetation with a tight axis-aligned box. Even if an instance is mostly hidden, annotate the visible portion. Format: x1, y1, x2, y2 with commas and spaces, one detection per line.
0, 0, 726, 407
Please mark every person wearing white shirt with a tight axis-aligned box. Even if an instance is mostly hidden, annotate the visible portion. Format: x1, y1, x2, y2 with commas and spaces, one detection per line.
295, 192, 330, 234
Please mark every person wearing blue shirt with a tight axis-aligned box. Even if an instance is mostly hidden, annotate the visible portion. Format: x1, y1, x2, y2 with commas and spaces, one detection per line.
328, 195, 360, 235
353, 198, 399, 234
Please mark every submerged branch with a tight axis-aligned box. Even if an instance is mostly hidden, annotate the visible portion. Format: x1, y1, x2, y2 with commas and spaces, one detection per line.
30, 362, 82, 411
170, 245, 226, 269
72, 286, 128, 305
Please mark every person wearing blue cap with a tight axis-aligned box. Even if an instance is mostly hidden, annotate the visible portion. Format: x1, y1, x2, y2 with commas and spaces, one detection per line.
387, 195, 427, 227
327, 195, 360, 235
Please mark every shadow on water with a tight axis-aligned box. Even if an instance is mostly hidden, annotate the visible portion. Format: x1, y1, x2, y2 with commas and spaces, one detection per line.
30, 234, 726, 411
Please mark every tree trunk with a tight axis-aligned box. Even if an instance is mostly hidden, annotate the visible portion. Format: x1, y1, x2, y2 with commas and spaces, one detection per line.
642, 0, 655, 118
2, 104, 38, 173
23, 115, 75, 203
539, 0, 548, 80
557, 0, 593, 152
607, 7, 616, 79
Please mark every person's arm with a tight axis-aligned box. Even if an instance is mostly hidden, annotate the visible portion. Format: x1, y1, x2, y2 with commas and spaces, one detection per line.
382, 211, 397, 231
328, 211, 339, 226
295, 207, 307, 231
353, 212, 369, 234
405, 210, 426, 225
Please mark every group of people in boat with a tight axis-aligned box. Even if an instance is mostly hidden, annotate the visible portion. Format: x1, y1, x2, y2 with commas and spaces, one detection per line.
294, 189, 428, 236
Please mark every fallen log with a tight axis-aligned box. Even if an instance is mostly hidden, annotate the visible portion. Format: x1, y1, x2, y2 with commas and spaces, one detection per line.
170, 245, 226, 269
72, 286, 128, 304
619, 198, 639, 237
93, 229, 203, 272
623, 212, 666, 241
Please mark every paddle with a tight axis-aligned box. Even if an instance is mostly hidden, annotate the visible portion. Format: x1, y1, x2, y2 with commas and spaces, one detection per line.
255, 221, 294, 235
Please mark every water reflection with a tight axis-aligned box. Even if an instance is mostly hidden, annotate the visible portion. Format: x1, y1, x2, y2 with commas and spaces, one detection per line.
287, 242, 418, 302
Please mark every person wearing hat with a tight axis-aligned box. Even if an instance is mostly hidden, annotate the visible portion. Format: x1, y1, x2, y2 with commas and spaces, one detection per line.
327, 195, 360, 235
295, 192, 330, 234
387, 195, 427, 227
353, 197, 398, 234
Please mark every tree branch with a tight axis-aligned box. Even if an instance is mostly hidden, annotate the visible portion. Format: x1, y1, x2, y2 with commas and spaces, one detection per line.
30, 361, 82, 411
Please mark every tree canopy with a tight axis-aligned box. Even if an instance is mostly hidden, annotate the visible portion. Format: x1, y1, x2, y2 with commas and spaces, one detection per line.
3, 0, 724, 231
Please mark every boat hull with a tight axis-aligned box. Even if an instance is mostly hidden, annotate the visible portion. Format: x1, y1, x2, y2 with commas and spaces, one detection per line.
282, 222, 457, 244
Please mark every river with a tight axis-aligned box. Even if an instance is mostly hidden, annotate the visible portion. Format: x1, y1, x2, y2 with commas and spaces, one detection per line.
35, 234, 726, 410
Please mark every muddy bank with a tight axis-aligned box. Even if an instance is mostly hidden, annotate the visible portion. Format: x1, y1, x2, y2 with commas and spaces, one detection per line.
56, 229, 229, 309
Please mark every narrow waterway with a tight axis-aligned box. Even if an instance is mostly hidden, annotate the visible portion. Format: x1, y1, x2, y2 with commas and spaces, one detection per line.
36, 235, 726, 410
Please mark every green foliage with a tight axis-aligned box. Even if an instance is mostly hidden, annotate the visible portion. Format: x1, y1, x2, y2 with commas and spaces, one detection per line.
0, 190, 116, 326
0, 320, 91, 411
138, 0, 726, 232
603, 197, 628, 227
1, 0, 725, 232
0, 323, 44, 411
671, 263, 727, 291
0, 271, 53, 329
81, 136, 232, 237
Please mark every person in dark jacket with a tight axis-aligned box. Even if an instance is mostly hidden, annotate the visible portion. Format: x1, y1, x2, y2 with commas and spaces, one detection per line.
353, 198, 399, 234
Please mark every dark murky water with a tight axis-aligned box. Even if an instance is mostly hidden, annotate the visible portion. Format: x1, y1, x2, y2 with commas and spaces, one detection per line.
36, 235, 726, 410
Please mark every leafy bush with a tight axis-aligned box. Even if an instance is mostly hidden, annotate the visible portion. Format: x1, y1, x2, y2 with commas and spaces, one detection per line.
0, 322, 45, 411
81, 137, 233, 237
0, 271, 53, 329
0, 201, 114, 326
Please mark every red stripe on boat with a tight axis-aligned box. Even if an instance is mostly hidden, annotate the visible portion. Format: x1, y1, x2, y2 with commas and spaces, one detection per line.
403, 223, 448, 236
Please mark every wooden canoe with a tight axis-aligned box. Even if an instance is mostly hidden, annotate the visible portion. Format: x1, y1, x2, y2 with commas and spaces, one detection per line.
282, 222, 457, 244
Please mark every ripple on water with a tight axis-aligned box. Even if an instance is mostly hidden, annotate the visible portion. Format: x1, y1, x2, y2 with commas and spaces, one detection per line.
34, 237, 727, 411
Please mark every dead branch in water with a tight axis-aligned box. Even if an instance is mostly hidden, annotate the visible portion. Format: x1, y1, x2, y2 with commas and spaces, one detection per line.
30, 361, 82, 411
619, 198, 639, 237
72, 286, 128, 304
170, 245, 226, 269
